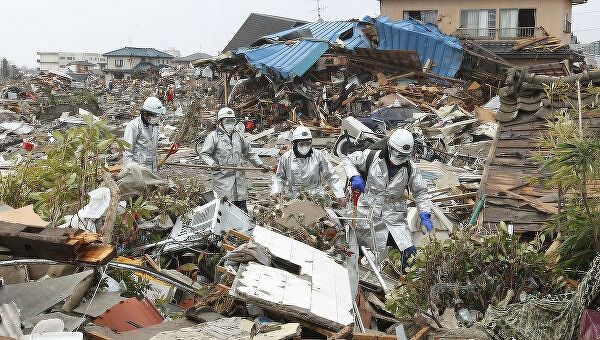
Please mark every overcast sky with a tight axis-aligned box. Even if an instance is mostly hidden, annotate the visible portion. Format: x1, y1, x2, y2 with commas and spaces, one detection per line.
0, 0, 599, 67
0, 0, 379, 67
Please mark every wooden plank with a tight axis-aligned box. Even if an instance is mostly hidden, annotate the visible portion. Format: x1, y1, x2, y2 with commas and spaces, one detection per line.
246, 128, 275, 142
227, 229, 251, 241
448, 203, 475, 209
431, 192, 476, 202
353, 333, 398, 340
410, 326, 432, 340
285, 317, 336, 338
512, 36, 548, 51
77, 245, 116, 265
329, 325, 352, 339
488, 184, 558, 214
222, 244, 236, 251
144, 254, 161, 271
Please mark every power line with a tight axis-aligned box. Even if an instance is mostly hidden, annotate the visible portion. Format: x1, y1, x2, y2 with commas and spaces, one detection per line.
573, 27, 600, 32
573, 10, 600, 15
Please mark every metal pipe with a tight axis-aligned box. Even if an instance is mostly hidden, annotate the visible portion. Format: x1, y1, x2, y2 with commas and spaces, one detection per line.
106, 262, 197, 294
335, 216, 370, 221
165, 162, 264, 172
468, 194, 487, 226
0, 259, 58, 266
360, 246, 388, 292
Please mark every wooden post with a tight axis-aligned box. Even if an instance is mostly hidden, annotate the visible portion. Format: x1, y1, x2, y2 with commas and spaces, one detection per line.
99, 171, 120, 244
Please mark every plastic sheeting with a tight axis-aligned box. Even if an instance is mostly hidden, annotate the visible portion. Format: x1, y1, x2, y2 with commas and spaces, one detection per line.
375, 17, 463, 78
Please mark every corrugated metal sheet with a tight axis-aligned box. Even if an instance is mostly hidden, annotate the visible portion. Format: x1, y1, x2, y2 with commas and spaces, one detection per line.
238, 40, 329, 79
264, 21, 371, 50
375, 17, 463, 78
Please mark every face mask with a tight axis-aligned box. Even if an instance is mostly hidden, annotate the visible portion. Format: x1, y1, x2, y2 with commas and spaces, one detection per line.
223, 122, 235, 133
297, 140, 312, 156
389, 147, 410, 165
148, 115, 160, 125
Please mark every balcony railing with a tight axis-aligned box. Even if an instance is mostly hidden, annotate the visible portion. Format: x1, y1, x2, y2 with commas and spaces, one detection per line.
456, 27, 545, 41
455, 28, 497, 40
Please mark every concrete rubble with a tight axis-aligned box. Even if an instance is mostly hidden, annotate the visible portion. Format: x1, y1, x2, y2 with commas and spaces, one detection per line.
1, 12, 600, 340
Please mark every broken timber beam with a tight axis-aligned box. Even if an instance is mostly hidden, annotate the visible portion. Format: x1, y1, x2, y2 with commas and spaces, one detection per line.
353, 333, 398, 340
0, 221, 115, 265
488, 183, 558, 214
99, 171, 120, 244
410, 326, 431, 340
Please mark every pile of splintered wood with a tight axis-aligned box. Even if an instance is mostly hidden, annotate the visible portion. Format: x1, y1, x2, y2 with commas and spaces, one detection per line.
512, 35, 566, 53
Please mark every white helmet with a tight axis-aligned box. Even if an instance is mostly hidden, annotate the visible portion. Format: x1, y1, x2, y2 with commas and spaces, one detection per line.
292, 126, 312, 142
217, 107, 235, 121
388, 129, 414, 154
142, 96, 166, 116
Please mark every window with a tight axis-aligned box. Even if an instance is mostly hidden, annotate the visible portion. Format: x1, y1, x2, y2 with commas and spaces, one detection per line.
460, 9, 496, 38
114, 59, 123, 67
499, 9, 536, 38
59, 56, 65, 60
403, 10, 438, 24
66, 57, 74, 60
564, 13, 572, 33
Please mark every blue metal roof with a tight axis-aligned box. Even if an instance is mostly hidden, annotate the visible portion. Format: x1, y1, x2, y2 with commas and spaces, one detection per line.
375, 17, 463, 78
264, 21, 371, 50
237, 40, 329, 79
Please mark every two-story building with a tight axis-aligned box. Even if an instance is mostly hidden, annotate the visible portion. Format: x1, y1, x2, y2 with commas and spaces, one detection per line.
102, 47, 174, 79
378, 0, 587, 45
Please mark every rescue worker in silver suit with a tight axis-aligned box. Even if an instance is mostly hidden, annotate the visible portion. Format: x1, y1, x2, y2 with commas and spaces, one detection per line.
342, 128, 432, 269
200, 107, 270, 212
271, 126, 347, 206
123, 96, 165, 173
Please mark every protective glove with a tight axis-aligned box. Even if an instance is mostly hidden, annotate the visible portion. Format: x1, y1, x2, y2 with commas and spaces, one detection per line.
271, 193, 281, 201
402, 245, 417, 271
419, 212, 433, 233
350, 175, 365, 192
260, 164, 272, 173
211, 164, 221, 171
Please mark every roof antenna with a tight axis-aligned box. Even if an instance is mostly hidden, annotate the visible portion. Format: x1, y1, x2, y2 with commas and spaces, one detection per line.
315, 0, 324, 21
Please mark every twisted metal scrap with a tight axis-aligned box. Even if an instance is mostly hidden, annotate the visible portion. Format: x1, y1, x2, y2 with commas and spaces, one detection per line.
478, 252, 600, 340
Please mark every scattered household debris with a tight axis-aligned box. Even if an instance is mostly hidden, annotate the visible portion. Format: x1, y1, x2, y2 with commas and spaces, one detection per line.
1, 12, 600, 340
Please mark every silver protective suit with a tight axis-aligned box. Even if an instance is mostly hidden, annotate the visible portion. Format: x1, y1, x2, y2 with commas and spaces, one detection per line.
123, 116, 159, 173
342, 150, 430, 252
271, 149, 346, 199
200, 127, 263, 201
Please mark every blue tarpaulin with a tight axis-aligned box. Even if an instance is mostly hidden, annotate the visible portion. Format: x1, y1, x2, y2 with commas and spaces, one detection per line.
237, 40, 329, 80
375, 17, 463, 78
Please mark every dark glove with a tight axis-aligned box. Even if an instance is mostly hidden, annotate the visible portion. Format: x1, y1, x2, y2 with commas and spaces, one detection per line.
350, 175, 365, 192
211, 164, 221, 171
402, 245, 417, 271
260, 164, 271, 173
419, 212, 433, 233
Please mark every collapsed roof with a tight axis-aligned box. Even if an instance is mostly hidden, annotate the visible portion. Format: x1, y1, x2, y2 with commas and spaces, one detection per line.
194, 16, 464, 80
